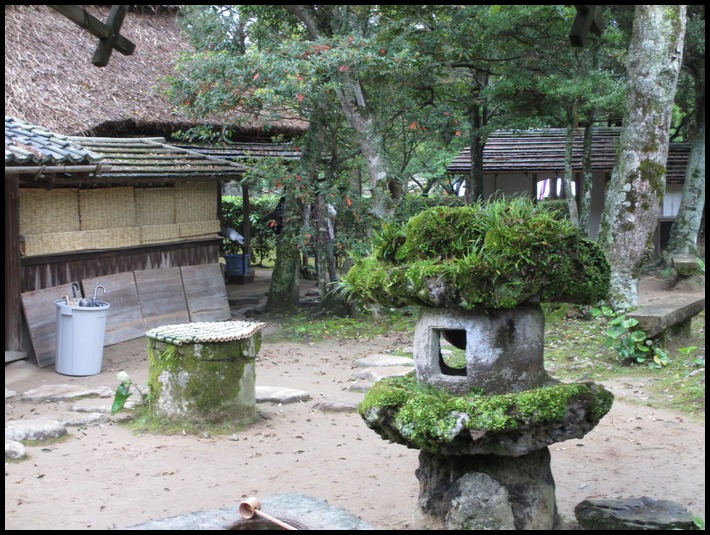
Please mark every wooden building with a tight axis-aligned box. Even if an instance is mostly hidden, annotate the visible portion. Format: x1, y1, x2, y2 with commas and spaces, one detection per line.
446, 127, 692, 248
5, 6, 306, 366
5, 117, 250, 365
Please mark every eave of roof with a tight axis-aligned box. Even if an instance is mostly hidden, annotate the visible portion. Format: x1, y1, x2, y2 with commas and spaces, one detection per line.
6, 117, 247, 186
446, 127, 691, 184
174, 142, 302, 164
69, 137, 247, 183
5, 116, 101, 165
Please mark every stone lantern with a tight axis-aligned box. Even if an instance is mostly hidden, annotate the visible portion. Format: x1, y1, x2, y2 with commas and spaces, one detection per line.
342, 197, 614, 530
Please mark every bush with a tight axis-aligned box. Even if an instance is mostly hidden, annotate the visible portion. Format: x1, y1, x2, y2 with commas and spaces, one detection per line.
222, 194, 280, 263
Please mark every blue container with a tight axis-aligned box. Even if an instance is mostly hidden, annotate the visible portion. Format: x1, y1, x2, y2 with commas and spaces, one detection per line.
225, 254, 250, 276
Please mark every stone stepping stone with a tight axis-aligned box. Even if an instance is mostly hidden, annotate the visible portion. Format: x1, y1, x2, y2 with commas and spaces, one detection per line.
71, 397, 114, 414
311, 393, 364, 413
352, 354, 414, 368
575, 496, 699, 531
21, 384, 114, 403
5, 419, 67, 441
256, 386, 311, 404
349, 365, 414, 392
5, 438, 27, 460
55, 411, 111, 427
355, 366, 415, 382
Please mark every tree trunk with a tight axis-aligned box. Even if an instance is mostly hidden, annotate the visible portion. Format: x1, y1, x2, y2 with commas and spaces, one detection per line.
597, 5, 686, 309
281, 5, 398, 221
334, 79, 398, 219
665, 5, 706, 258
563, 112, 580, 226
665, 123, 705, 257
265, 200, 301, 312
467, 88, 486, 203
578, 122, 594, 236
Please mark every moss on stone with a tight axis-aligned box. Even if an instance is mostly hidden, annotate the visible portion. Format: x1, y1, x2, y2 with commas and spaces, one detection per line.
146, 336, 259, 426
359, 373, 614, 453
342, 197, 610, 310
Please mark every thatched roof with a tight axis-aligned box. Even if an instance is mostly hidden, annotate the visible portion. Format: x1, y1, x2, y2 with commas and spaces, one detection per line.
4, 5, 306, 141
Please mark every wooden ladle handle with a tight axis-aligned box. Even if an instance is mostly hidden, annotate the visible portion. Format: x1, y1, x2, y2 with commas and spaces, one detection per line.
239, 497, 298, 530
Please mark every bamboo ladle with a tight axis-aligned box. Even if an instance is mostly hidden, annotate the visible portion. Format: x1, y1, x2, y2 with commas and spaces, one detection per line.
238, 497, 298, 530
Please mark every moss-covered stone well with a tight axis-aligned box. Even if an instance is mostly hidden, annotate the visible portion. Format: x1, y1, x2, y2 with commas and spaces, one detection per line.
146, 321, 266, 426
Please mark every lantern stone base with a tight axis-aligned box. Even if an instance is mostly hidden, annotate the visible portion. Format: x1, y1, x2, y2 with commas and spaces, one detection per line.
416, 448, 558, 530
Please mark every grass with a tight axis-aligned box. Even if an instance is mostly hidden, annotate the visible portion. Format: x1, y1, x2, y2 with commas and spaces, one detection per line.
543, 304, 705, 422
265, 305, 419, 343
120, 404, 262, 437
262, 302, 705, 422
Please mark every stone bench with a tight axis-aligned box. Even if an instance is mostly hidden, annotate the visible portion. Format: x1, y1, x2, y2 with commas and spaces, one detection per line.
670, 254, 703, 287
626, 294, 705, 343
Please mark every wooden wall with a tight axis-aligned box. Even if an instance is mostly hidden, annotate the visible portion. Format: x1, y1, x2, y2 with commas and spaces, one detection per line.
6, 238, 221, 362
6, 173, 27, 362
20, 238, 221, 293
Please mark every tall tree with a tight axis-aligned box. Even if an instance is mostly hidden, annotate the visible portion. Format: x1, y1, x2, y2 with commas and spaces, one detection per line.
597, 5, 687, 309
665, 6, 705, 258
486, 5, 627, 227
280, 5, 407, 219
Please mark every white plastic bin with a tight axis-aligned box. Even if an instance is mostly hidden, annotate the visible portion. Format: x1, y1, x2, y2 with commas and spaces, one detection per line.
55, 300, 111, 376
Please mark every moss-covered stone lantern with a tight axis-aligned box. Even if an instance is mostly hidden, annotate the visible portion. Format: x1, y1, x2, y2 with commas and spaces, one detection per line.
341, 197, 614, 530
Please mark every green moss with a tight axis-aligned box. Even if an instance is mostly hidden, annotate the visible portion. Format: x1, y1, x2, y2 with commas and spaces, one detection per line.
20, 434, 72, 447
638, 159, 667, 197
359, 374, 614, 453
342, 196, 610, 310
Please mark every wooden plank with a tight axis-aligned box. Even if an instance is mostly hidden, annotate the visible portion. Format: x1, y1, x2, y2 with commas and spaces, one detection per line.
181, 264, 231, 322
5, 351, 28, 364
21, 283, 76, 368
135, 267, 190, 330
82, 272, 145, 345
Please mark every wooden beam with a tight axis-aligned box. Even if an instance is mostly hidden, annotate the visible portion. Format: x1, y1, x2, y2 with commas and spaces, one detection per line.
48, 5, 135, 64
92, 5, 130, 67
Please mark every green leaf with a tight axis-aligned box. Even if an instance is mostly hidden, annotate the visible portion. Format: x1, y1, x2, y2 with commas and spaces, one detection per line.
630, 330, 647, 342
606, 325, 626, 338
111, 383, 132, 415
622, 318, 639, 329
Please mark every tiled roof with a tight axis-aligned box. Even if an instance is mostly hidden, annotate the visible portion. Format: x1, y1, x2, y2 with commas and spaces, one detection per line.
67, 137, 247, 182
174, 142, 302, 165
5, 116, 101, 165
6, 117, 247, 184
447, 127, 691, 184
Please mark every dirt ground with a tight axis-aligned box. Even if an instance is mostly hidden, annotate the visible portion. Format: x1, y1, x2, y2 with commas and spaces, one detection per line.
4, 268, 705, 530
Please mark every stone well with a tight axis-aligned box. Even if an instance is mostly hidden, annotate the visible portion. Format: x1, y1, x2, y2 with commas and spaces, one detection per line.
146, 321, 266, 426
